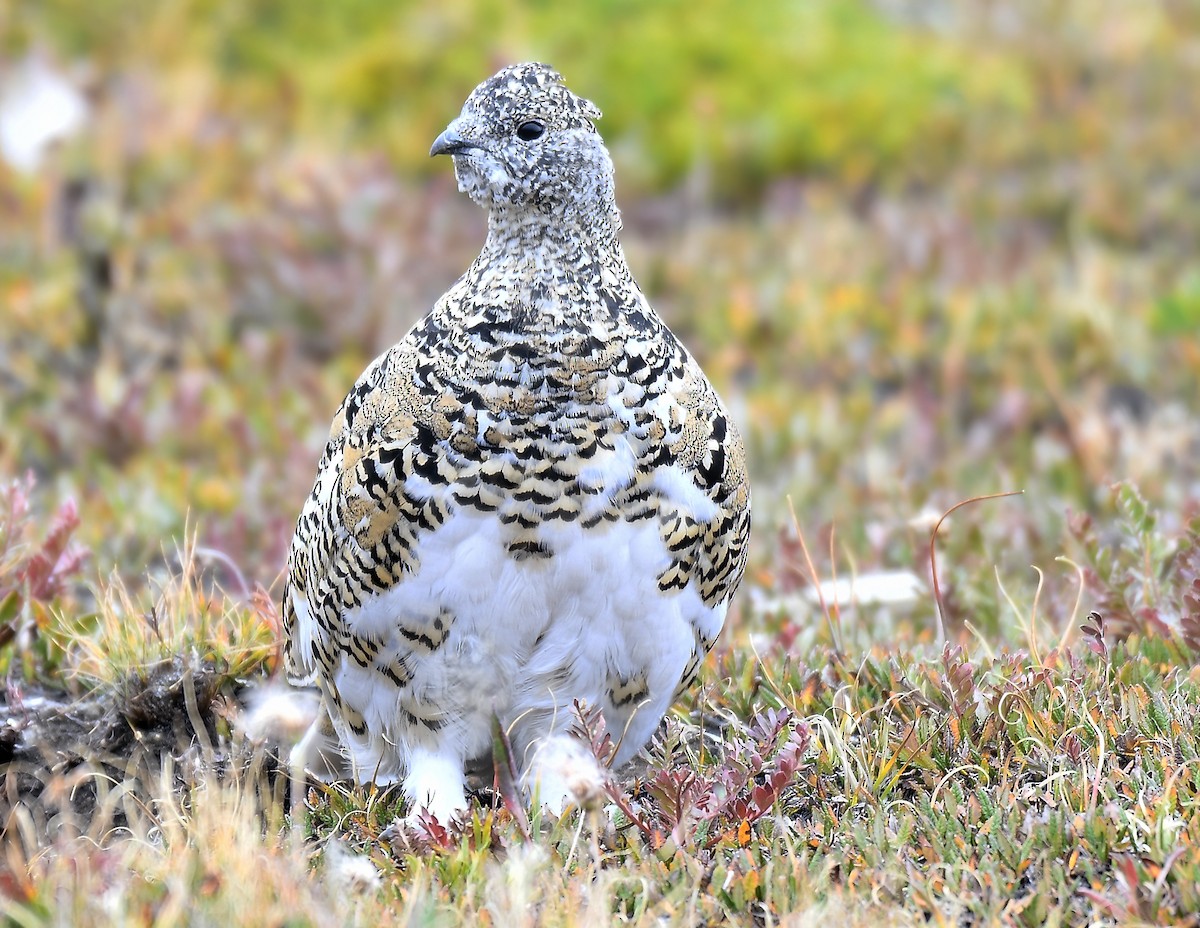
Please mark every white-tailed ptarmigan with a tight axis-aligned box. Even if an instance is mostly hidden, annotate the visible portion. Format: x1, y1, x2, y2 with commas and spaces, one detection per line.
283, 62, 751, 822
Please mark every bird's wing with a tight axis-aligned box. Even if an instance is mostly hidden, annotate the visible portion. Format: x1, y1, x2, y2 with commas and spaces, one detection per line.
282, 344, 452, 686
654, 345, 752, 611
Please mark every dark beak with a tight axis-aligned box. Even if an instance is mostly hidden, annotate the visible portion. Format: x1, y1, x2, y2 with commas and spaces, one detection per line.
430, 126, 474, 158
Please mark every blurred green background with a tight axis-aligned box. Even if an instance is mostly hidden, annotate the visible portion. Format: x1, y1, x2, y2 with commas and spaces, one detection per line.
3, 0, 1199, 646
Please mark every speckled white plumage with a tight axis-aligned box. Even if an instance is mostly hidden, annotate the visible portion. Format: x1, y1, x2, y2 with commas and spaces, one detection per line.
298, 511, 719, 818
283, 63, 750, 823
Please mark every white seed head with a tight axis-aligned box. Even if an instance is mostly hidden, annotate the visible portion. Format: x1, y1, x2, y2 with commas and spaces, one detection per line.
238, 683, 320, 744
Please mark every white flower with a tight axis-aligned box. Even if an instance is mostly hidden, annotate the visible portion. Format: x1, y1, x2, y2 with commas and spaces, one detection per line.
325, 840, 382, 895
525, 735, 608, 812
0, 55, 88, 174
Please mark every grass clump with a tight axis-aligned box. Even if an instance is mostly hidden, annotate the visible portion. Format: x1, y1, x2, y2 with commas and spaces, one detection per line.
55, 533, 279, 689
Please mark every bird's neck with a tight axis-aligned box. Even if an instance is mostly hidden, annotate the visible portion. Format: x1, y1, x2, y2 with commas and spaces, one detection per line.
445, 202, 642, 340
470, 204, 632, 298
488, 192, 623, 256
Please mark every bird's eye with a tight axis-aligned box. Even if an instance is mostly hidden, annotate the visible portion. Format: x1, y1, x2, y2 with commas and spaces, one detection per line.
516, 120, 545, 142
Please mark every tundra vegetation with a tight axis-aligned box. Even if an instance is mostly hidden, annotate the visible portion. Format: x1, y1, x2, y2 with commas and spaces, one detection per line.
2, 2, 1199, 924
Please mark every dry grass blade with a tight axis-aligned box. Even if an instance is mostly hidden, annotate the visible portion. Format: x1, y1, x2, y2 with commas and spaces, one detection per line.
786, 495, 841, 655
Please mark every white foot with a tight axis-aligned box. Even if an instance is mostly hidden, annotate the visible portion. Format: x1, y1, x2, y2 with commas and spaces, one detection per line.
403, 747, 468, 824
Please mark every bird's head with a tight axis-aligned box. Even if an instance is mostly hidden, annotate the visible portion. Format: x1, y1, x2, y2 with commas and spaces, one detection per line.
431, 63, 616, 226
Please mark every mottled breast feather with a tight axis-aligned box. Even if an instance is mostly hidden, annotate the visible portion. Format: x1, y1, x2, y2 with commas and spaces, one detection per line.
282, 273, 751, 687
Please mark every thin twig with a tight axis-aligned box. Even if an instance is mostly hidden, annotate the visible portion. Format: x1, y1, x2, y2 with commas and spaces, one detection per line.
930, 490, 1025, 646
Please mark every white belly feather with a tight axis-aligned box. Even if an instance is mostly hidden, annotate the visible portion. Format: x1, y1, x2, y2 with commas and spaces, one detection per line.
324, 499, 724, 789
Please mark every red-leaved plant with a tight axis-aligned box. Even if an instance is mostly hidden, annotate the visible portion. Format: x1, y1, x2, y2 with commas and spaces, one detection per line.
574, 701, 811, 853
0, 474, 90, 651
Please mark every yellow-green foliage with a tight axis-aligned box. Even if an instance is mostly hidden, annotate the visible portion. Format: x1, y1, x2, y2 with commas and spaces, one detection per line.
10, 0, 1029, 194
